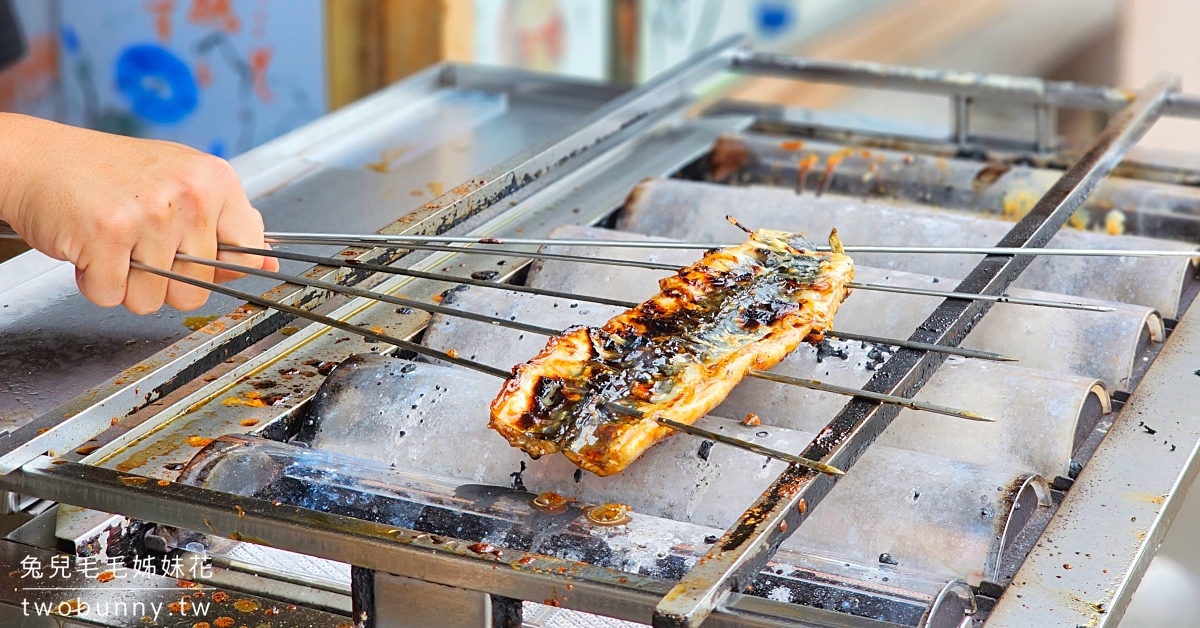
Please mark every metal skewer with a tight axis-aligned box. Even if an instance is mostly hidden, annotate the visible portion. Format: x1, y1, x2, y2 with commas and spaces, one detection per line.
129, 261, 513, 380
821, 330, 1014, 362
601, 404, 844, 476
177, 255, 999, 423
4, 229, 1196, 259
851, 282, 1113, 310
225, 245, 1015, 362
131, 260, 853, 475
175, 254, 559, 337
259, 238, 1113, 312
259, 231, 1200, 258
746, 370, 994, 422
221, 244, 638, 307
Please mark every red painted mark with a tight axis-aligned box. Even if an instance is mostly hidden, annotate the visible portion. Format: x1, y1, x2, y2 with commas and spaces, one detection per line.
144, 0, 176, 42
250, 47, 274, 103
195, 58, 212, 88
519, 14, 565, 68
188, 0, 241, 33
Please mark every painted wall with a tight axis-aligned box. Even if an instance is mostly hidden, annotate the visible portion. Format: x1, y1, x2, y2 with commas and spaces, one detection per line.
473, 0, 610, 81
56, 0, 325, 158
0, 0, 326, 158
637, 0, 893, 81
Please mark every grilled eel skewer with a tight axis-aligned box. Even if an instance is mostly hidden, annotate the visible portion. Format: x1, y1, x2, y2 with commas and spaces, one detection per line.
490, 228, 855, 476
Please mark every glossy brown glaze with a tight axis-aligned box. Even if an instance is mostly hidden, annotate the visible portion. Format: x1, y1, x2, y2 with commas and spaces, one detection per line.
490, 229, 854, 476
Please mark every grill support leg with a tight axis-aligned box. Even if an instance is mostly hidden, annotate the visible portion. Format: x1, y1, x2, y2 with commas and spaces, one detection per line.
353, 567, 522, 628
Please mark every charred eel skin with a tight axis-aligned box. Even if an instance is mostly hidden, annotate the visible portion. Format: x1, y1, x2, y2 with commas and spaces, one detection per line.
490, 228, 854, 476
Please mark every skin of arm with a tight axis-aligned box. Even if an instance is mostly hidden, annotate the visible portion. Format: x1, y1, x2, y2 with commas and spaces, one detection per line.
0, 112, 278, 314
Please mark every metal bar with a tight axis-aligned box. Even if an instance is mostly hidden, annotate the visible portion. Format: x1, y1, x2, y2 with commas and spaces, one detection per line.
224, 244, 640, 307
820, 330, 1015, 362
656, 418, 845, 477
258, 234, 1200, 258
176, 253, 559, 336
952, 94, 971, 145
269, 239, 1115, 311
11, 229, 1200, 261
1035, 102, 1058, 153
746, 370, 994, 423
130, 261, 513, 379
852, 281, 1113, 311
836, 246, 1200, 258
232, 245, 1016, 361
650, 73, 1180, 628
729, 51, 1162, 115
146, 260, 875, 466
602, 405, 844, 476
266, 237, 678, 270
178, 255, 997, 423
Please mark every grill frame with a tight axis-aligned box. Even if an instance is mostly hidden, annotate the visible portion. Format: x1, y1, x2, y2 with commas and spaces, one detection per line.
1, 40, 1199, 628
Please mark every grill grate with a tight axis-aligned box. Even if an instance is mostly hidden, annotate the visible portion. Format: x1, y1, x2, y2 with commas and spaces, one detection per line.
3, 38, 1200, 628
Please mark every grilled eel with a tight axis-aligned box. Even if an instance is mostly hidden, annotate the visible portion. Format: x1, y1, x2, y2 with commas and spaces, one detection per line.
489, 228, 854, 476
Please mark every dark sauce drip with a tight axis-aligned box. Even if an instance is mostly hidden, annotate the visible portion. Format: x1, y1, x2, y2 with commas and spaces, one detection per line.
516, 234, 827, 455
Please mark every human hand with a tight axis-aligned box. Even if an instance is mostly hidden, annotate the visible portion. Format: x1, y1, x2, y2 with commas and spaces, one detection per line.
0, 113, 279, 314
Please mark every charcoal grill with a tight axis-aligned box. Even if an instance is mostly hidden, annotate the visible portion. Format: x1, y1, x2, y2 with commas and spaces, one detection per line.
2, 35, 1200, 627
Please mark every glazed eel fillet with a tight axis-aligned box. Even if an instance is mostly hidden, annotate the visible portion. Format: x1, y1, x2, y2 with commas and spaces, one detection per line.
490, 228, 855, 476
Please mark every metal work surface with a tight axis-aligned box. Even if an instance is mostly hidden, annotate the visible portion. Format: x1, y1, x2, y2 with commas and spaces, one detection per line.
2, 41, 1200, 628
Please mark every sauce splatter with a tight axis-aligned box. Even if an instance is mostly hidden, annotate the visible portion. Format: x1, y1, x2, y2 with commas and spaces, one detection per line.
186, 436, 214, 448
467, 542, 502, 557
232, 598, 259, 613
586, 503, 631, 527
183, 315, 219, 331
531, 491, 572, 515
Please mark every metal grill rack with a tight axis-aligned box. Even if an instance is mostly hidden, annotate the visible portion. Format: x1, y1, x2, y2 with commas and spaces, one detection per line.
2, 35, 1200, 627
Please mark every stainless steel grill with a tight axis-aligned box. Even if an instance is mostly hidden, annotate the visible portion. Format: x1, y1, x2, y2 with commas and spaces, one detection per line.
2, 36, 1200, 627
